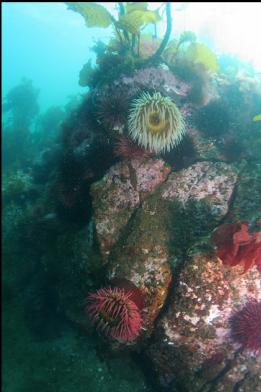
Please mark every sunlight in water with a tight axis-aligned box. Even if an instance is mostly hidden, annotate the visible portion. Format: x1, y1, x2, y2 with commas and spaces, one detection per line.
148, 2, 261, 71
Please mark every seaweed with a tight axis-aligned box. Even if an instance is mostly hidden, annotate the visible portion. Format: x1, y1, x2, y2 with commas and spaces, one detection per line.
167, 199, 216, 264
183, 42, 219, 73
3, 78, 39, 130
65, 3, 174, 86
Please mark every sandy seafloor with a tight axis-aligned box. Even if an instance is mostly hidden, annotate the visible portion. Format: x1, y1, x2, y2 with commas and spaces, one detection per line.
3, 295, 153, 392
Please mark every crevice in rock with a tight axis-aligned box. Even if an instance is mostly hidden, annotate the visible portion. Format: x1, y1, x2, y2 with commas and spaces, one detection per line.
232, 371, 250, 392
197, 347, 243, 392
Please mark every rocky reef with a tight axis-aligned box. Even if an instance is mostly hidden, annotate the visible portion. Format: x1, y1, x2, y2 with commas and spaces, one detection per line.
3, 3, 261, 391
90, 158, 171, 262
145, 254, 261, 392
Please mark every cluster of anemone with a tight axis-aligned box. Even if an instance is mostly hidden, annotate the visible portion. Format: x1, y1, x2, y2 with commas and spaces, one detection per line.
128, 91, 186, 154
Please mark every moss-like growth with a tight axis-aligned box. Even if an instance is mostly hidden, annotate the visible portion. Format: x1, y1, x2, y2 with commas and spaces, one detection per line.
161, 133, 198, 170
227, 161, 261, 222
2, 170, 35, 206
194, 100, 231, 137
166, 198, 217, 266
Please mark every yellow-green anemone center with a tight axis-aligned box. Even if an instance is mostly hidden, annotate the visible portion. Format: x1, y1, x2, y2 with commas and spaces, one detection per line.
147, 111, 169, 134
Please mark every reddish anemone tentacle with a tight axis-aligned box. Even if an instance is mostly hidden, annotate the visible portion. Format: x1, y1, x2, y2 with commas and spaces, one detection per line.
86, 284, 144, 342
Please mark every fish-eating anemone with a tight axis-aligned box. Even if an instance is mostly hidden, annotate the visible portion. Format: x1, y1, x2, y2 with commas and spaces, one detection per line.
128, 91, 186, 153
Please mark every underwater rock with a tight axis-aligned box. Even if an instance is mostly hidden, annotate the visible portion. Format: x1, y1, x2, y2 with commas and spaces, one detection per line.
2, 202, 38, 299
145, 253, 261, 392
113, 65, 191, 102
41, 220, 103, 329
187, 126, 226, 161
227, 161, 261, 222
32, 144, 63, 184
90, 158, 171, 262
2, 170, 39, 206
194, 99, 231, 138
114, 135, 153, 160
106, 193, 173, 340
161, 161, 238, 219
91, 160, 238, 341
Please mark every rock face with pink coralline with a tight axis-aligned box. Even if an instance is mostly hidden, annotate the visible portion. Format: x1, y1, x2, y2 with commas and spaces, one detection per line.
113, 65, 191, 102
145, 254, 261, 392
90, 158, 171, 263
106, 191, 173, 338
161, 161, 238, 219
91, 159, 239, 340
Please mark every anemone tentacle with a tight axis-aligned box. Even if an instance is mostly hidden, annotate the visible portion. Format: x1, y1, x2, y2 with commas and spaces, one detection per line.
128, 91, 186, 153
86, 286, 143, 342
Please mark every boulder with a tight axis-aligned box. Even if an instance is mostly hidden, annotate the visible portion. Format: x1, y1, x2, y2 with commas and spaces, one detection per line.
91, 158, 171, 262
145, 253, 261, 392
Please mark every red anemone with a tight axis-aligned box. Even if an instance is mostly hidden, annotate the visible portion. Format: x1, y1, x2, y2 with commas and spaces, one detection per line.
212, 221, 261, 274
